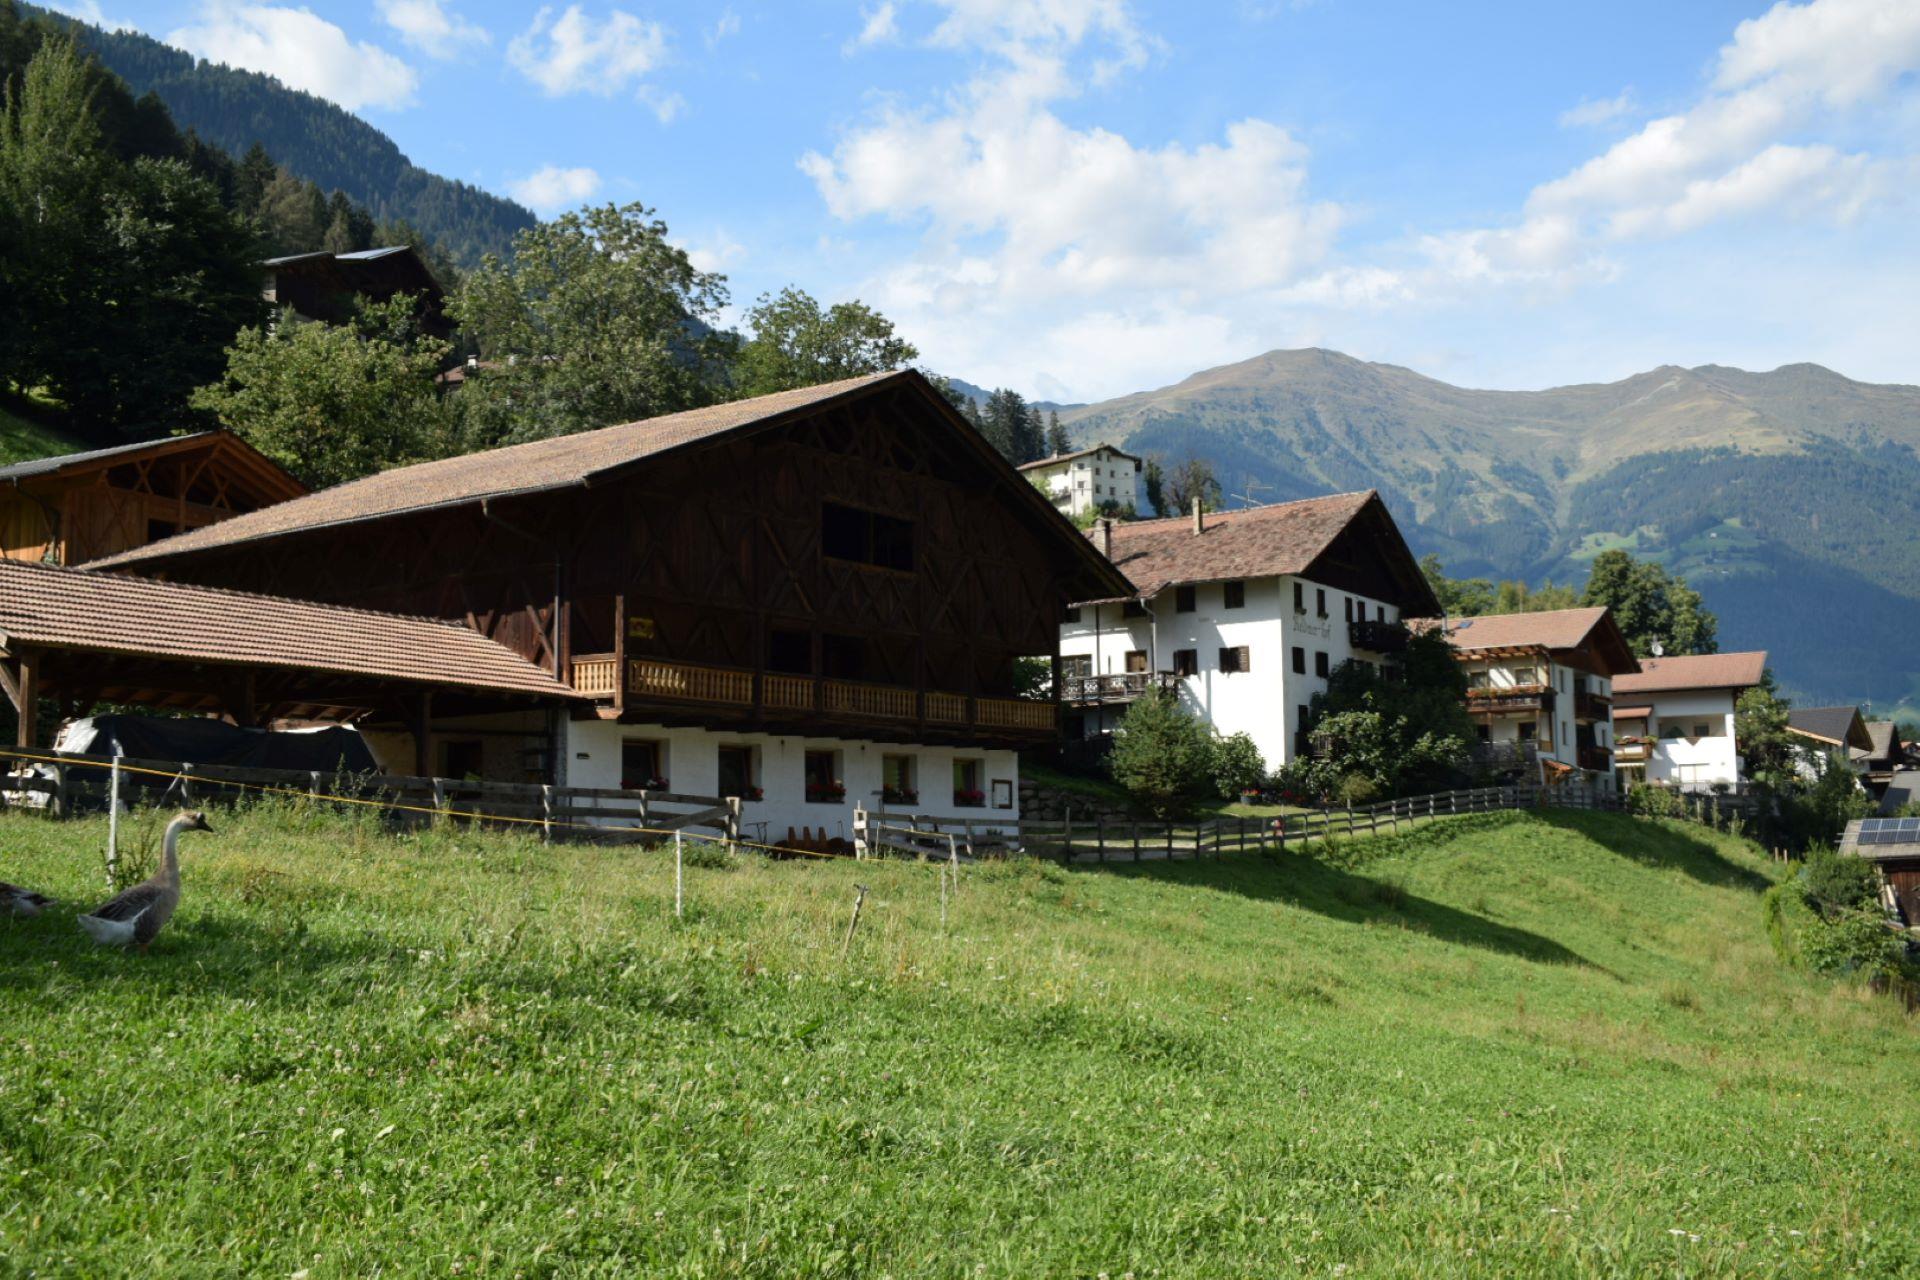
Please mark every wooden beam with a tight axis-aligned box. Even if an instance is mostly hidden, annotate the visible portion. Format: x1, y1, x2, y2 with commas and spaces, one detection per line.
0, 659, 19, 715
13, 650, 38, 748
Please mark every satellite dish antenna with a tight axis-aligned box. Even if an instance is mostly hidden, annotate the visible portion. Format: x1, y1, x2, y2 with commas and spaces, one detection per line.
1650, 639, 1665, 657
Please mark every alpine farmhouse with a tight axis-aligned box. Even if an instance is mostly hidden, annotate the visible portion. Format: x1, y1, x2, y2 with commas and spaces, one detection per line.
1428, 608, 1639, 789
81, 372, 1128, 834
1056, 491, 1439, 770
1609, 650, 1768, 791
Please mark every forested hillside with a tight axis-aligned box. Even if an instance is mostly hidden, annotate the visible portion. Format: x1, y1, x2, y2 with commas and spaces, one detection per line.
25, 3, 533, 265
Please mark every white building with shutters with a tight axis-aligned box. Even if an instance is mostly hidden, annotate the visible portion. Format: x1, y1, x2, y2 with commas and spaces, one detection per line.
1057, 491, 1440, 771
1018, 445, 1146, 517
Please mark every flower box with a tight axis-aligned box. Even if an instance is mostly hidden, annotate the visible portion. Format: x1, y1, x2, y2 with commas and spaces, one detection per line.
954, 788, 986, 808
882, 786, 918, 805
806, 781, 846, 804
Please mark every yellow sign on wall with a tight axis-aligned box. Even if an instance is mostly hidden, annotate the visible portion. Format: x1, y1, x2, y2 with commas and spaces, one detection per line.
628, 616, 657, 640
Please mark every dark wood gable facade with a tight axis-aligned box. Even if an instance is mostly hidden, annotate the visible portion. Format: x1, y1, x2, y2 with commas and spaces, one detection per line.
105, 374, 1127, 749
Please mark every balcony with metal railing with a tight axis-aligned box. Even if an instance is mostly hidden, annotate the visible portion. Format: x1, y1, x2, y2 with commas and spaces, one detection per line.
1348, 619, 1411, 653
1465, 683, 1556, 716
1059, 671, 1181, 706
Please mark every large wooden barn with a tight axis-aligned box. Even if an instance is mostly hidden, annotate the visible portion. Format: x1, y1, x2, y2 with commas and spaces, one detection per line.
86, 372, 1128, 833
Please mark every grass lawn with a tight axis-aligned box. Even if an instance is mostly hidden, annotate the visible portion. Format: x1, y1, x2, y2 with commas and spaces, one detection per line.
0, 397, 85, 466
2, 804, 1916, 1276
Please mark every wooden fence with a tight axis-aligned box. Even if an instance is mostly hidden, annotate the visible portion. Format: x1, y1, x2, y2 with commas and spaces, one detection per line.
854, 781, 1760, 863
0, 749, 741, 845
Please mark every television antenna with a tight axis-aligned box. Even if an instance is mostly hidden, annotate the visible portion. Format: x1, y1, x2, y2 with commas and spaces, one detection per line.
1230, 476, 1271, 510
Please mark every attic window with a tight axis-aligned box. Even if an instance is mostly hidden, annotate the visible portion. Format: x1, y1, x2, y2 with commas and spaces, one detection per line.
1175, 585, 1197, 613
822, 502, 914, 572
1224, 580, 1245, 609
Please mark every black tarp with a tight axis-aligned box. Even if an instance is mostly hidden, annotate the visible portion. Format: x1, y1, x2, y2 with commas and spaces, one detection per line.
57, 715, 378, 774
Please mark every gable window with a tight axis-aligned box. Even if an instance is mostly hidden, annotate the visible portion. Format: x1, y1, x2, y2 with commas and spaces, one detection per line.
1218, 645, 1250, 674
1175, 585, 1197, 613
1314, 651, 1330, 678
1223, 580, 1245, 609
621, 738, 668, 791
1291, 646, 1306, 674
822, 501, 914, 572
1292, 582, 1305, 613
1172, 648, 1199, 677
1316, 588, 1328, 618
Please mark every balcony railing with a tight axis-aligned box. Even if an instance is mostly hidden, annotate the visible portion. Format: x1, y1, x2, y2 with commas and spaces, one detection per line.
569, 655, 1057, 736
1465, 684, 1556, 715
1349, 619, 1410, 653
1469, 740, 1539, 771
1060, 671, 1181, 705
1578, 745, 1613, 772
1573, 689, 1612, 721
1614, 737, 1649, 763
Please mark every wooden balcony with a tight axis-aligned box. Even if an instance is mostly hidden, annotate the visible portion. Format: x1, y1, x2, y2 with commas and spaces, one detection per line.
1465, 684, 1556, 716
1060, 671, 1180, 706
568, 655, 1057, 741
1614, 737, 1649, 764
1573, 689, 1612, 721
1349, 619, 1410, 654
1578, 745, 1613, 772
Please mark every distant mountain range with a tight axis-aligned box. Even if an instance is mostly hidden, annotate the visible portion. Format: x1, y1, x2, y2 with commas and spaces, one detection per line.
32, 3, 534, 266
1051, 349, 1920, 717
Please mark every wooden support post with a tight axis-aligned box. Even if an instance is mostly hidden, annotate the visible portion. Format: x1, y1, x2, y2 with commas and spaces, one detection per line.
1133, 822, 1141, 862
853, 806, 868, 859
12, 652, 38, 749
1064, 806, 1074, 864
411, 691, 435, 780
1166, 820, 1174, 859
725, 796, 742, 852
1095, 815, 1105, 864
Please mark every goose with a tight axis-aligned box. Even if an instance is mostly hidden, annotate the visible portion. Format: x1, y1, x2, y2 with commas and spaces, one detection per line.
77, 810, 213, 951
3, 881, 52, 916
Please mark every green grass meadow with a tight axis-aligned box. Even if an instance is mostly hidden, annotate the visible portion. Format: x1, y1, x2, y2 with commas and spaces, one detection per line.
1, 804, 1915, 1276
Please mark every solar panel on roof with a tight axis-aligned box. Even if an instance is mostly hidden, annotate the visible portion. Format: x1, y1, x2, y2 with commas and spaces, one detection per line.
1855, 817, 1920, 848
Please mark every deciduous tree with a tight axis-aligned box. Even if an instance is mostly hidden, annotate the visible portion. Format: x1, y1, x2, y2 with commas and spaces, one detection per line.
733, 286, 917, 397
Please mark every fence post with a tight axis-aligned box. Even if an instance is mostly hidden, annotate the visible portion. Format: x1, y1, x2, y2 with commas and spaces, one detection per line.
1096, 815, 1105, 865
541, 785, 554, 845
674, 830, 684, 920
853, 806, 869, 859
105, 750, 122, 889
1064, 807, 1074, 864
725, 796, 743, 852
309, 770, 323, 801
1167, 820, 1175, 859
177, 762, 193, 806
51, 761, 68, 820
1133, 822, 1141, 862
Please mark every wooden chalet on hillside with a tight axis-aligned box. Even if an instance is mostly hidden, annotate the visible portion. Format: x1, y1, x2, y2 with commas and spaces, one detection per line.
260, 245, 450, 338
0, 431, 305, 567
84, 372, 1128, 831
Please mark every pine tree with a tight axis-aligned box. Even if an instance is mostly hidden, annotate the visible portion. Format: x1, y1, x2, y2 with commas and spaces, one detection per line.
1045, 409, 1070, 456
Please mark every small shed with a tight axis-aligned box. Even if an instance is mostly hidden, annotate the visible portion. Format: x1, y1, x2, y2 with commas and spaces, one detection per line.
1840, 817, 1920, 927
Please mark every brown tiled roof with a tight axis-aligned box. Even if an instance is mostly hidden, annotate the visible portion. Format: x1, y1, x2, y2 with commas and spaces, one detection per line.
88, 373, 901, 569
1867, 720, 1901, 761
1435, 607, 1609, 652
1612, 704, 1654, 720
1089, 490, 1382, 594
1016, 444, 1141, 471
0, 560, 578, 700
1613, 651, 1768, 694
1431, 607, 1641, 676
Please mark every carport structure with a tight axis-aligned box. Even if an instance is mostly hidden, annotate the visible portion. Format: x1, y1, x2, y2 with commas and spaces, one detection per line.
0, 560, 582, 775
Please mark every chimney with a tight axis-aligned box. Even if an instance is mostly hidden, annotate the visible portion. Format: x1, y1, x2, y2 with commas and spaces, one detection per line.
1095, 517, 1113, 558
1191, 495, 1203, 535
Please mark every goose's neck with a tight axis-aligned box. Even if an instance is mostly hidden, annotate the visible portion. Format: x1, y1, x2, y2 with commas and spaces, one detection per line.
161, 819, 186, 884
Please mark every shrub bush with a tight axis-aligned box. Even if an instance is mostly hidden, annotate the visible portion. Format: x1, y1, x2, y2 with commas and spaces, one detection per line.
1798, 845, 1880, 918
1626, 784, 1685, 819
1209, 731, 1266, 801
1108, 688, 1214, 817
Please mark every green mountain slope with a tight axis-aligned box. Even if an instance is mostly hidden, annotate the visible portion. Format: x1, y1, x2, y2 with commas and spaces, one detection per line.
29, 4, 534, 265
1061, 349, 1920, 713
4, 805, 1916, 1274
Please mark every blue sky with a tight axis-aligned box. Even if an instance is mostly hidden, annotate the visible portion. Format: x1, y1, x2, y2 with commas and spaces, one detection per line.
78, 0, 1920, 401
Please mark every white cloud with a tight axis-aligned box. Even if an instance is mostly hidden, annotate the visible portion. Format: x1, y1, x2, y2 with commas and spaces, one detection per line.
681, 230, 746, 274
706, 7, 740, 49
1424, 0, 1920, 286
845, 2, 899, 54
507, 5, 671, 99
507, 164, 602, 212
376, 0, 489, 56
805, 0, 1330, 396
1559, 89, 1636, 129
40, 1, 130, 30
166, 4, 419, 111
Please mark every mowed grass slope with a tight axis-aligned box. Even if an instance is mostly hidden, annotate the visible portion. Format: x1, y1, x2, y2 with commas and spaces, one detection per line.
1, 805, 1915, 1277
